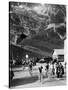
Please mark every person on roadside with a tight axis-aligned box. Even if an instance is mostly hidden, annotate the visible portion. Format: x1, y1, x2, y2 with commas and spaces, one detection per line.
45, 63, 49, 77
38, 66, 43, 82
29, 61, 33, 76
59, 63, 64, 78
52, 64, 55, 75
9, 68, 14, 81
56, 62, 60, 78
48, 62, 53, 79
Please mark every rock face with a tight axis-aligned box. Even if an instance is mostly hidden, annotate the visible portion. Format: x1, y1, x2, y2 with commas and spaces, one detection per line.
9, 2, 66, 56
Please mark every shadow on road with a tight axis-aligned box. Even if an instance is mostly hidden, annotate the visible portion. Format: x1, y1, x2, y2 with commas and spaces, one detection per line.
9, 75, 38, 87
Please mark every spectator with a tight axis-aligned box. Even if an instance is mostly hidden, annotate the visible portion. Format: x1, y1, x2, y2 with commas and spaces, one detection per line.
59, 63, 64, 78
48, 62, 53, 78
52, 64, 55, 75
56, 62, 60, 78
9, 68, 14, 81
45, 63, 49, 77
29, 61, 33, 76
38, 66, 43, 82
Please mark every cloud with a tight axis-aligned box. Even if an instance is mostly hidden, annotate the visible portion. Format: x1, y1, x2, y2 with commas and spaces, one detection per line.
32, 5, 48, 15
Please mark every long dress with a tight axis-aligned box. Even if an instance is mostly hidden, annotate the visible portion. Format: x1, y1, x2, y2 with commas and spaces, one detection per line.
48, 64, 53, 78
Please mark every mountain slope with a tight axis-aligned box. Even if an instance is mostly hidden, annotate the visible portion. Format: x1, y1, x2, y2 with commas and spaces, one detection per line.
9, 3, 66, 57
